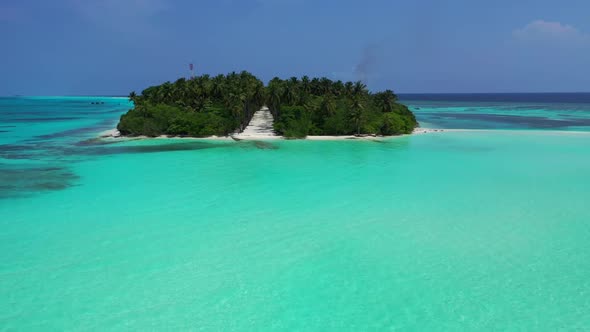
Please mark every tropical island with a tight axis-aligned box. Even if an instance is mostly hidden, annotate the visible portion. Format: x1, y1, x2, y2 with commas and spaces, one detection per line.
117, 71, 418, 138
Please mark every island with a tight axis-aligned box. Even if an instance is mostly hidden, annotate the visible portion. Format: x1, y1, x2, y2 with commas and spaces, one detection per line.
117, 71, 418, 138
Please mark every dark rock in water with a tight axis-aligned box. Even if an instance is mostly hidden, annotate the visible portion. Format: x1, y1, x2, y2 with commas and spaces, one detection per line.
253, 141, 278, 150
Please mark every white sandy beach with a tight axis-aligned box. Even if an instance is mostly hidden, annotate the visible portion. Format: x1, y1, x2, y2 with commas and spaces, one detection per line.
99, 128, 121, 138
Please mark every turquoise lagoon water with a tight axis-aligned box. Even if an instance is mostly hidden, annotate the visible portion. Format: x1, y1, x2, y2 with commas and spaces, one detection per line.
1, 96, 590, 330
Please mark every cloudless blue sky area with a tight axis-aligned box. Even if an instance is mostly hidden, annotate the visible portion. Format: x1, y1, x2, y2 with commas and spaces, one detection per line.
1, 0, 589, 95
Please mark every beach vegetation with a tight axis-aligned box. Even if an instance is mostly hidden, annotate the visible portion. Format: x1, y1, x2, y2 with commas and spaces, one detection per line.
117, 72, 417, 138
268, 77, 417, 137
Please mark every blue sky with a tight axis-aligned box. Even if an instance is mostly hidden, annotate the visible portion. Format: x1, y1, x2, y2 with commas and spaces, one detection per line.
1, 0, 589, 95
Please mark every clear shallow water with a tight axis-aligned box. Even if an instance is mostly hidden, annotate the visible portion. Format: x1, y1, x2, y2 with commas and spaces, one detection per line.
2, 96, 590, 330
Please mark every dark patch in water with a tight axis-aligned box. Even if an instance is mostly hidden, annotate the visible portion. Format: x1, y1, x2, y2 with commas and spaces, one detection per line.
75, 138, 126, 147
28, 119, 117, 141
0, 130, 9, 133
510, 105, 546, 110
28, 182, 70, 190
558, 113, 580, 118
81, 141, 221, 156
12, 117, 81, 122
253, 141, 278, 150
34, 127, 108, 141
33, 128, 98, 140
0, 141, 79, 161
400, 92, 590, 103
0, 143, 36, 153
2, 108, 125, 118
0, 165, 80, 199
2, 137, 217, 162
431, 112, 590, 128
2, 111, 54, 116
68, 109, 123, 115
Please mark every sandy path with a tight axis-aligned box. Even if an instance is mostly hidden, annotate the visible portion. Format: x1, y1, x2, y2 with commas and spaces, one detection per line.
234, 106, 277, 139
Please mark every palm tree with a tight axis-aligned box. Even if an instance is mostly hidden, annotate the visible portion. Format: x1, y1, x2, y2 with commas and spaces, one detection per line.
267, 82, 283, 114
201, 78, 213, 97
303, 100, 317, 116
376, 89, 397, 113
289, 76, 299, 86
254, 85, 266, 107
320, 94, 336, 117
353, 81, 367, 96
310, 77, 321, 95
157, 82, 173, 103
333, 80, 344, 96
224, 92, 244, 129
344, 81, 354, 97
349, 96, 365, 135
319, 77, 333, 94
283, 84, 296, 105
301, 76, 311, 93
128, 91, 137, 104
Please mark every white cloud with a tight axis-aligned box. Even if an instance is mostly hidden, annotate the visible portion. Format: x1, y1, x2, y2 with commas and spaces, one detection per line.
513, 20, 588, 44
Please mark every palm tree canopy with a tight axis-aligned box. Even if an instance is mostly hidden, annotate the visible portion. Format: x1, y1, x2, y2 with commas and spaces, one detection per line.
118, 71, 417, 138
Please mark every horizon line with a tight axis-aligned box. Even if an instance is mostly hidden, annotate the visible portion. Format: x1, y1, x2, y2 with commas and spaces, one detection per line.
2, 91, 590, 98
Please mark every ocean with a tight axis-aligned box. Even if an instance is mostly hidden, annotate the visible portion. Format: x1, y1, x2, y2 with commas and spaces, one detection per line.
401, 93, 590, 130
1, 95, 590, 330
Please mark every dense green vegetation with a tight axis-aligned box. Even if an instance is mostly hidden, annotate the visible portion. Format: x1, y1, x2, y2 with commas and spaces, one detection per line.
267, 76, 417, 138
117, 71, 417, 138
118, 71, 265, 137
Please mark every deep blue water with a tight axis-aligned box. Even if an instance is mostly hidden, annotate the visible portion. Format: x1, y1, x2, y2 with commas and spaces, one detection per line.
399, 92, 590, 103
400, 93, 590, 130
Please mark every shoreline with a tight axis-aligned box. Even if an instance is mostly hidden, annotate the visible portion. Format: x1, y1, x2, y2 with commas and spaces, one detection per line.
99, 128, 441, 141
98, 127, 590, 141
